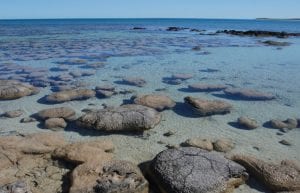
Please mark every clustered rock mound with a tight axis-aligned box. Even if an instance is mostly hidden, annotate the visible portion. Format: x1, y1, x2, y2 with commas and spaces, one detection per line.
76, 104, 161, 132
224, 88, 275, 100
184, 96, 232, 116
0, 80, 39, 100
0, 132, 148, 193
183, 138, 235, 152
45, 89, 95, 103
232, 155, 300, 192
35, 107, 76, 130
269, 118, 298, 129
133, 94, 176, 111
148, 147, 248, 193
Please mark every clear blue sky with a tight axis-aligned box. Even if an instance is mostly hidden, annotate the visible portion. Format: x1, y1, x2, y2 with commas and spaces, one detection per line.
0, 0, 299, 19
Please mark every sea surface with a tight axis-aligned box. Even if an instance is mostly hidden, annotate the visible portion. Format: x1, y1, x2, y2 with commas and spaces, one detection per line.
0, 19, 300, 193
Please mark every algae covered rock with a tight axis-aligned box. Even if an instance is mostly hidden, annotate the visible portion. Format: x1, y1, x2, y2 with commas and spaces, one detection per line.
76, 104, 161, 132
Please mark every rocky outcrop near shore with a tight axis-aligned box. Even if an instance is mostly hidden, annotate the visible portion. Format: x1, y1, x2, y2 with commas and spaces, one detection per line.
217, 30, 300, 38
231, 155, 300, 192
148, 147, 248, 193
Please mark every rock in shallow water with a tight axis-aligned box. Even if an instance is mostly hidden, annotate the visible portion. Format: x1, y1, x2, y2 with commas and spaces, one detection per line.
121, 77, 146, 87
133, 94, 176, 111
224, 88, 275, 100
269, 118, 298, 129
0, 80, 39, 100
188, 83, 227, 92
184, 96, 232, 116
231, 155, 300, 192
237, 116, 259, 129
36, 107, 76, 121
44, 118, 67, 130
149, 147, 248, 193
1, 110, 23, 118
45, 89, 95, 103
76, 104, 161, 132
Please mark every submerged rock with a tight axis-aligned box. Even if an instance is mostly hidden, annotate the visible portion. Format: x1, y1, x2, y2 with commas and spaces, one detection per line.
269, 118, 298, 129
188, 83, 227, 92
122, 77, 146, 87
133, 94, 176, 111
224, 88, 275, 100
237, 116, 259, 129
149, 147, 248, 193
231, 155, 300, 192
44, 118, 67, 130
262, 40, 291, 46
76, 104, 161, 132
184, 96, 232, 116
171, 73, 193, 80
36, 107, 76, 121
213, 138, 235, 152
1, 110, 23, 118
45, 89, 95, 103
183, 137, 214, 151
0, 80, 39, 100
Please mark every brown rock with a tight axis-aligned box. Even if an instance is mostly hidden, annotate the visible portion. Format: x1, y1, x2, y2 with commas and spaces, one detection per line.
45, 118, 67, 130
70, 160, 148, 193
36, 107, 76, 121
183, 137, 213, 151
224, 88, 275, 100
52, 140, 114, 164
213, 138, 235, 152
45, 89, 95, 103
231, 155, 300, 192
0, 80, 39, 100
238, 116, 259, 129
270, 118, 298, 129
184, 96, 232, 116
171, 73, 193, 80
133, 94, 176, 111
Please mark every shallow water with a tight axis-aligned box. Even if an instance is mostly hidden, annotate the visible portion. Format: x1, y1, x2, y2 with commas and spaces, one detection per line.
0, 19, 299, 193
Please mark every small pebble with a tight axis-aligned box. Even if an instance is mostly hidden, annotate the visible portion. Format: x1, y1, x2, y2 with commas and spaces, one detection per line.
279, 140, 291, 146
163, 131, 176, 137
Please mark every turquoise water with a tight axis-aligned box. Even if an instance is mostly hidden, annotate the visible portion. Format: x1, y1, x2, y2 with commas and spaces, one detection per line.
0, 19, 299, 192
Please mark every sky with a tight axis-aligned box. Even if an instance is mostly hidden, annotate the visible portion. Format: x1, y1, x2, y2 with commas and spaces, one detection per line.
0, 0, 299, 19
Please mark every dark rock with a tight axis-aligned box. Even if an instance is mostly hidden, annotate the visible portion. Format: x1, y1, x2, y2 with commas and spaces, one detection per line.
163, 131, 176, 137
231, 155, 300, 192
76, 104, 161, 132
149, 147, 248, 193
132, 27, 146, 30
262, 40, 291, 46
217, 30, 300, 38
224, 88, 275, 100
184, 96, 232, 116
166, 27, 187, 31
279, 139, 292, 146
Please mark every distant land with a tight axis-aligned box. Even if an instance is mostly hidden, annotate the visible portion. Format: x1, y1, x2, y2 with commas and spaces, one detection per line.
256, 18, 300, 21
